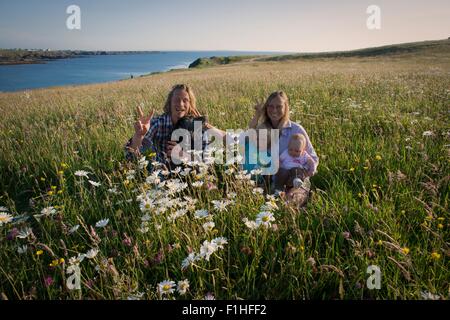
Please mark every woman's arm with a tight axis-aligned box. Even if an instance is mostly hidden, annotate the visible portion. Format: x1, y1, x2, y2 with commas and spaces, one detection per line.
249, 103, 264, 129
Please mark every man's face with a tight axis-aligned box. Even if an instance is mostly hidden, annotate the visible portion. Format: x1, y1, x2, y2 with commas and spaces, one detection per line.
170, 89, 191, 123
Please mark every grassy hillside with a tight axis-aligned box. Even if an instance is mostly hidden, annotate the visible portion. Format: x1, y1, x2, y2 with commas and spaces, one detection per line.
187, 39, 450, 68
0, 42, 448, 300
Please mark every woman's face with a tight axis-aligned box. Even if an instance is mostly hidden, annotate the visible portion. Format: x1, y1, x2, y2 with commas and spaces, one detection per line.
266, 96, 285, 124
170, 89, 191, 123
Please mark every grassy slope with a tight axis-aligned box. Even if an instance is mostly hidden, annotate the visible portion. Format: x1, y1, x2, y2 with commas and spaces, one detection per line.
188, 39, 450, 67
0, 40, 448, 299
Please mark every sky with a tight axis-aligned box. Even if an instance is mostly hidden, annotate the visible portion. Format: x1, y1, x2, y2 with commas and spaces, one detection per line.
0, 0, 449, 52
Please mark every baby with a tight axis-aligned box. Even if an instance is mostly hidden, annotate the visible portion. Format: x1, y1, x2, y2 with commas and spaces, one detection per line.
275, 133, 315, 191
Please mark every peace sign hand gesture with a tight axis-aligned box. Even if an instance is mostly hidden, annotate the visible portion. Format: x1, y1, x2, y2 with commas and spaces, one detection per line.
134, 105, 154, 138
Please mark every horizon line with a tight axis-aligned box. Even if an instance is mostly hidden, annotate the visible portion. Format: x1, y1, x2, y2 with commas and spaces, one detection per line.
1, 38, 448, 55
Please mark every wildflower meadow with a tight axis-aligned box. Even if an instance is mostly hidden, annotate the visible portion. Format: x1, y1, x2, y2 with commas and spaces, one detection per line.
0, 44, 448, 300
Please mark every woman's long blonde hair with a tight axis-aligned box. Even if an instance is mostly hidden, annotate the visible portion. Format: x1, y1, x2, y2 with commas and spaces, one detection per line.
163, 84, 201, 117
259, 91, 290, 129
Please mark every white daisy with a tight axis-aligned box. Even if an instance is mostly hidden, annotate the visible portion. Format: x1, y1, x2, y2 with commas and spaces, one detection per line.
194, 209, 209, 219
256, 211, 275, 228
212, 199, 231, 212
203, 221, 215, 232
127, 292, 145, 300
253, 187, 264, 195
0, 212, 13, 226
17, 245, 28, 254
211, 237, 228, 249
139, 198, 154, 213
251, 168, 263, 175
41, 206, 57, 216
88, 180, 101, 187
420, 291, 441, 300
243, 218, 259, 230
192, 181, 204, 188
85, 248, 99, 259
74, 170, 90, 178
107, 187, 119, 194
422, 131, 434, 137
69, 253, 86, 266
157, 280, 176, 296
95, 218, 109, 228
181, 252, 199, 270
68, 225, 80, 234
177, 279, 190, 295
260, 201, 279, 212
16, 227, 33, 239
138, 156, 149, 170
141, 214, 151, 222
199, 240, 218, 261
0, 206, 8, 212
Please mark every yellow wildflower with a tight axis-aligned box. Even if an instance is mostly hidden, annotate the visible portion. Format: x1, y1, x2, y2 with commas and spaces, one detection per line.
375, 155, 382, 161
431, 252, 441, 260
36, 250, 43, 256
401, 247, 410, 255
437, 224, 443, 229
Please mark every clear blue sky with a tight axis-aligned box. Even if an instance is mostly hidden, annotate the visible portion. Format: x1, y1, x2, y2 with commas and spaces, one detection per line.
0, 0, 448, 52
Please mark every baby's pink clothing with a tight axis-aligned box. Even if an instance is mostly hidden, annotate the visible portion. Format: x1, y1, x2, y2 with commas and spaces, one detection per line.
280, 149, 314, 173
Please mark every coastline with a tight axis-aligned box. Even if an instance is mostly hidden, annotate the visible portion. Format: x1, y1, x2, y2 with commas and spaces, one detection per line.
0, 50, 164, 66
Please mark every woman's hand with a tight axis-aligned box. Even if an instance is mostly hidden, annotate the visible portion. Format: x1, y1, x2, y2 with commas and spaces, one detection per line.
254, 102, 265, 117
134, 105, 154, 138
249, 102, 265, 128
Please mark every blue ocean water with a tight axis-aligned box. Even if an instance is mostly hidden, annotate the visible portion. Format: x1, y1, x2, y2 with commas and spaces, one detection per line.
0, 51, 279, 92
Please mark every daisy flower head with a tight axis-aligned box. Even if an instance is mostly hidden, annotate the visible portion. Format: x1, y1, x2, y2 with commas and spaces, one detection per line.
74, 170, 90, 178
68, 225, 80, 234
211, 237, 228, 249
95, 218, 109, 228
88, 180, 101, 187
181, 252, 199, 270
0, 212, 13, 226
85, 248, 99, 259
194, 209, 209, 219
256, 211, 275, 228
157, 280, 176, 296
199, 240, 219, 261
212, 199, 231, 212
203, 221, 215, 233
243, 218, 259, 230
177, 279, 190, 295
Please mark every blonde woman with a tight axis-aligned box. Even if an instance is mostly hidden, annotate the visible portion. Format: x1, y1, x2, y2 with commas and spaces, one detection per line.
248, 91, 319, 194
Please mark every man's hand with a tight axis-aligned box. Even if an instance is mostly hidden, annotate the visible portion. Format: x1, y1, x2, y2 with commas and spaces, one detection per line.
134, 105, 154, 138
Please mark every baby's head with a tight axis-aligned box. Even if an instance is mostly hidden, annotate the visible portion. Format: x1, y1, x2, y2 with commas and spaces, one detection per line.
288, 134, 306, 158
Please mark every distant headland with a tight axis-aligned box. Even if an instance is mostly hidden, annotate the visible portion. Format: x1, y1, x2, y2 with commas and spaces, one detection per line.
0, 49, 163, 65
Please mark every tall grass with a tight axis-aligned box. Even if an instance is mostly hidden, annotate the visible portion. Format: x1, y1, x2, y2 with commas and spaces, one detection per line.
0, 53, 448, 299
